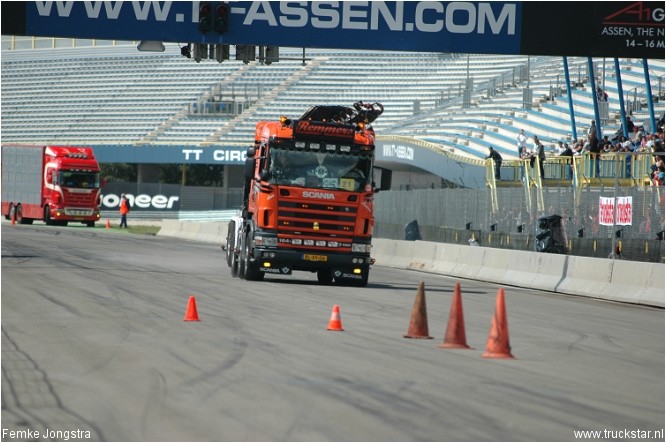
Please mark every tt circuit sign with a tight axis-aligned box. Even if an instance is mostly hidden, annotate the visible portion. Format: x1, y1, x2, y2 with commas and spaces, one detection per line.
92, 145, 248, 165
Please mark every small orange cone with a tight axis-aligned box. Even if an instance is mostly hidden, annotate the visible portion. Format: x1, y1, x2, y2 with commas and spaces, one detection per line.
184, 295, 200, 321
327, 305, 344, 331
11, 212, 16, 225
482, 288, 514, 359
105, 219, 111, 229
439, 282, 471, 349
404, 282, 433, 339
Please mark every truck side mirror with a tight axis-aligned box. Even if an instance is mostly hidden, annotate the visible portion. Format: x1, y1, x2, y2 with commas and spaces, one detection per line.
260, 169, 271, 181
373, 167, 392, 191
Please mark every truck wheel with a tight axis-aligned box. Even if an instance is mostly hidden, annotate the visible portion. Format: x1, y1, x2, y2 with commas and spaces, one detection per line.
44, 206, 54, 226
242, 231, 264, 281
7, 204, 15, 221
86, 221, 95, 227
15, 205, 25, 224
226, 221, 235, 267
317, 269, 333, 285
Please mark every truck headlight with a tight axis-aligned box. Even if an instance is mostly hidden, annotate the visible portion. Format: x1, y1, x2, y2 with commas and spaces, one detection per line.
351, 243, 371, 253
255, 236, 277, 247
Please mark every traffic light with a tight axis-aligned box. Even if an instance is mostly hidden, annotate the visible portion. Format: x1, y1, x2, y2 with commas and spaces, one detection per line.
214, 2, 229, 33
199, 2, 213, 32
265, 46, 279, 64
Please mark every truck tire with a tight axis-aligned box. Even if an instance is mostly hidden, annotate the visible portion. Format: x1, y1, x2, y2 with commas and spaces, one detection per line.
86, 221, 95, 227
15, 204, 25, 224
226, 220, 235, 267
241, 229, 264, 281
44, 206, 54, 226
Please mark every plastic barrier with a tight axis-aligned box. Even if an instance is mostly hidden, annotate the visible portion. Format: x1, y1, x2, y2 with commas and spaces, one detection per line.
158, 223, 664, 307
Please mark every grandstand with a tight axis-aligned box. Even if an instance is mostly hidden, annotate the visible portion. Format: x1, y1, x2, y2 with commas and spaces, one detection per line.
2, 40, 664, 164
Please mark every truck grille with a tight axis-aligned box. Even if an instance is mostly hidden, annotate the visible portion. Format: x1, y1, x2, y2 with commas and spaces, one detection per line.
277, 200, 357, 250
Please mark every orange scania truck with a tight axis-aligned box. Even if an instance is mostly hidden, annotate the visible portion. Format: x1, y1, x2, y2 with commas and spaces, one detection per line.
225, 102, 390, 286
2, 144, 102, 226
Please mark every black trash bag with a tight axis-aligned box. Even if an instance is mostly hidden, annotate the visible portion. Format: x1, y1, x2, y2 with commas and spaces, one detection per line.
536, 215, 568, 254
404, 220, 422, 241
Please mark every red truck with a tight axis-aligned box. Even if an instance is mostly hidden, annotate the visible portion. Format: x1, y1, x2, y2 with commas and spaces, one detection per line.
225, 102, 390, 286
2, 145, 103, 227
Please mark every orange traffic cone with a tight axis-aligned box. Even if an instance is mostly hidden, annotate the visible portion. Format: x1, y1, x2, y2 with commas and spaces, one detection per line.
183, 295, 200, 321
11, 211, 16, 225
105, 219, 111, 229
439, 282, 471, 349
404, 282, 433, 339
482, 288, 514, 359
327, 305, 344, 331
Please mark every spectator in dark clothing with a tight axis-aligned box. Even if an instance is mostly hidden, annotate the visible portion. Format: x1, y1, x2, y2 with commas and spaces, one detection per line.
530, 136, 546, 178
588, 132, 601, 177
486, 146, 502, 180
626, 116, 635, 134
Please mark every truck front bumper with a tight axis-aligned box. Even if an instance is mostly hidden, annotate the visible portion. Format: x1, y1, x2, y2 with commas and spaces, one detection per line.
252, 247, 371, 274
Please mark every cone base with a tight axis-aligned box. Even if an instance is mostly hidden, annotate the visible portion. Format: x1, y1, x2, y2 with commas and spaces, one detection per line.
327, 327, 344, 331
481, 351, 514, 359
439, 343, 472, 349
403, 335, 433, 339
184, 318, 200, 322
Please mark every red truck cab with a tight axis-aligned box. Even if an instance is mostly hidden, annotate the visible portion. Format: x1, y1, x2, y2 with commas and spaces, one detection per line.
2, 145, 103, 226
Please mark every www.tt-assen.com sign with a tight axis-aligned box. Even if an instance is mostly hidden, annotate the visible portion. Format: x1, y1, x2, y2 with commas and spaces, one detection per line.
599, 196, 633, 226
17, 1, 522, 54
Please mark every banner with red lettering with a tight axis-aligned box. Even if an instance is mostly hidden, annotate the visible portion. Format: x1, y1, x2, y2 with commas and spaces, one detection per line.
599, 196, 633, 226
615, 196, 633, 226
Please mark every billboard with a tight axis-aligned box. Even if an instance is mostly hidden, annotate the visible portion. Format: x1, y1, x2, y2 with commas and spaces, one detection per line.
2, 2, 663, 58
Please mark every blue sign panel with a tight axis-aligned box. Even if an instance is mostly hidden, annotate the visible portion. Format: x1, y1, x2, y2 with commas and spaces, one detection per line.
92, 145, 248, 165
23, 1, 522, 54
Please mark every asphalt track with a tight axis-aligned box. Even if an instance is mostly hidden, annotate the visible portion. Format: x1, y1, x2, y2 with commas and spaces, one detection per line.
1, 222, 664, 442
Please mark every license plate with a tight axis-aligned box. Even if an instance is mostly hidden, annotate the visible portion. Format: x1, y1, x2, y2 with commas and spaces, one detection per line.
303, 254, 328, 262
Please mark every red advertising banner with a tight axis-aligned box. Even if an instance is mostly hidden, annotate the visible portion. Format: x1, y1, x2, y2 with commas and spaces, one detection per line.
599, 196, 633, 226
616, 196, 633, 226
599, 197, 615, 226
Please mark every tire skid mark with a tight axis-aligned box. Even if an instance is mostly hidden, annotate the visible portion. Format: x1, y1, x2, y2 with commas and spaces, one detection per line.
1, 327, 104, 441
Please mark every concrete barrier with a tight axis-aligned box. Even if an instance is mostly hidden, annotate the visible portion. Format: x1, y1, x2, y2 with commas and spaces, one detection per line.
158, 222, 665, 308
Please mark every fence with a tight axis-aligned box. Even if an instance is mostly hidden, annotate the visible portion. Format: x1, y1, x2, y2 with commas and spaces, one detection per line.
100, 180, 664, 263
374, 186, 665, 263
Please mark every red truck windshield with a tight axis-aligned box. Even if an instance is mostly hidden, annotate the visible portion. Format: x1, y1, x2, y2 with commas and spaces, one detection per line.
269, 148, 371, 191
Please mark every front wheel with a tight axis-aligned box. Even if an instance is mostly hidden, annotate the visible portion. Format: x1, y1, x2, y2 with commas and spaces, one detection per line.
241, 230, 264, 281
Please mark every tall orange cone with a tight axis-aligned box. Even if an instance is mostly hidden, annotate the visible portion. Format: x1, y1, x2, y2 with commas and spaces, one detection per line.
482, 288, 514, 359
404, 282, 433, 339
105, 219, 111, 229
327, 305, 344, 331
184, 295, 200, 321
439, 282, 471, 349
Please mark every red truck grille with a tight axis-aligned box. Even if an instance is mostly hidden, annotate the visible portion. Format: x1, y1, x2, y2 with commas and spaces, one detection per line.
64, 190, 97, 206
277, 200, 357, 249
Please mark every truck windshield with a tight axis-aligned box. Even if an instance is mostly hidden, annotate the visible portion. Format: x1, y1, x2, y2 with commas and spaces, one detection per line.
269, 148, 372, 191
59, 171, 101, 189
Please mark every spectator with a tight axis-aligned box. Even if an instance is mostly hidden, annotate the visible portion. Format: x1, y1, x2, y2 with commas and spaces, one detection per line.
560, 143, 574, 179
530, 136, 546, 178
588, 120, 597, 138
486, 146, 503, 180
626, 116, 635, 134
588, 132, 601, 177
516, 129, 528, 158
596, 86, 608, 102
